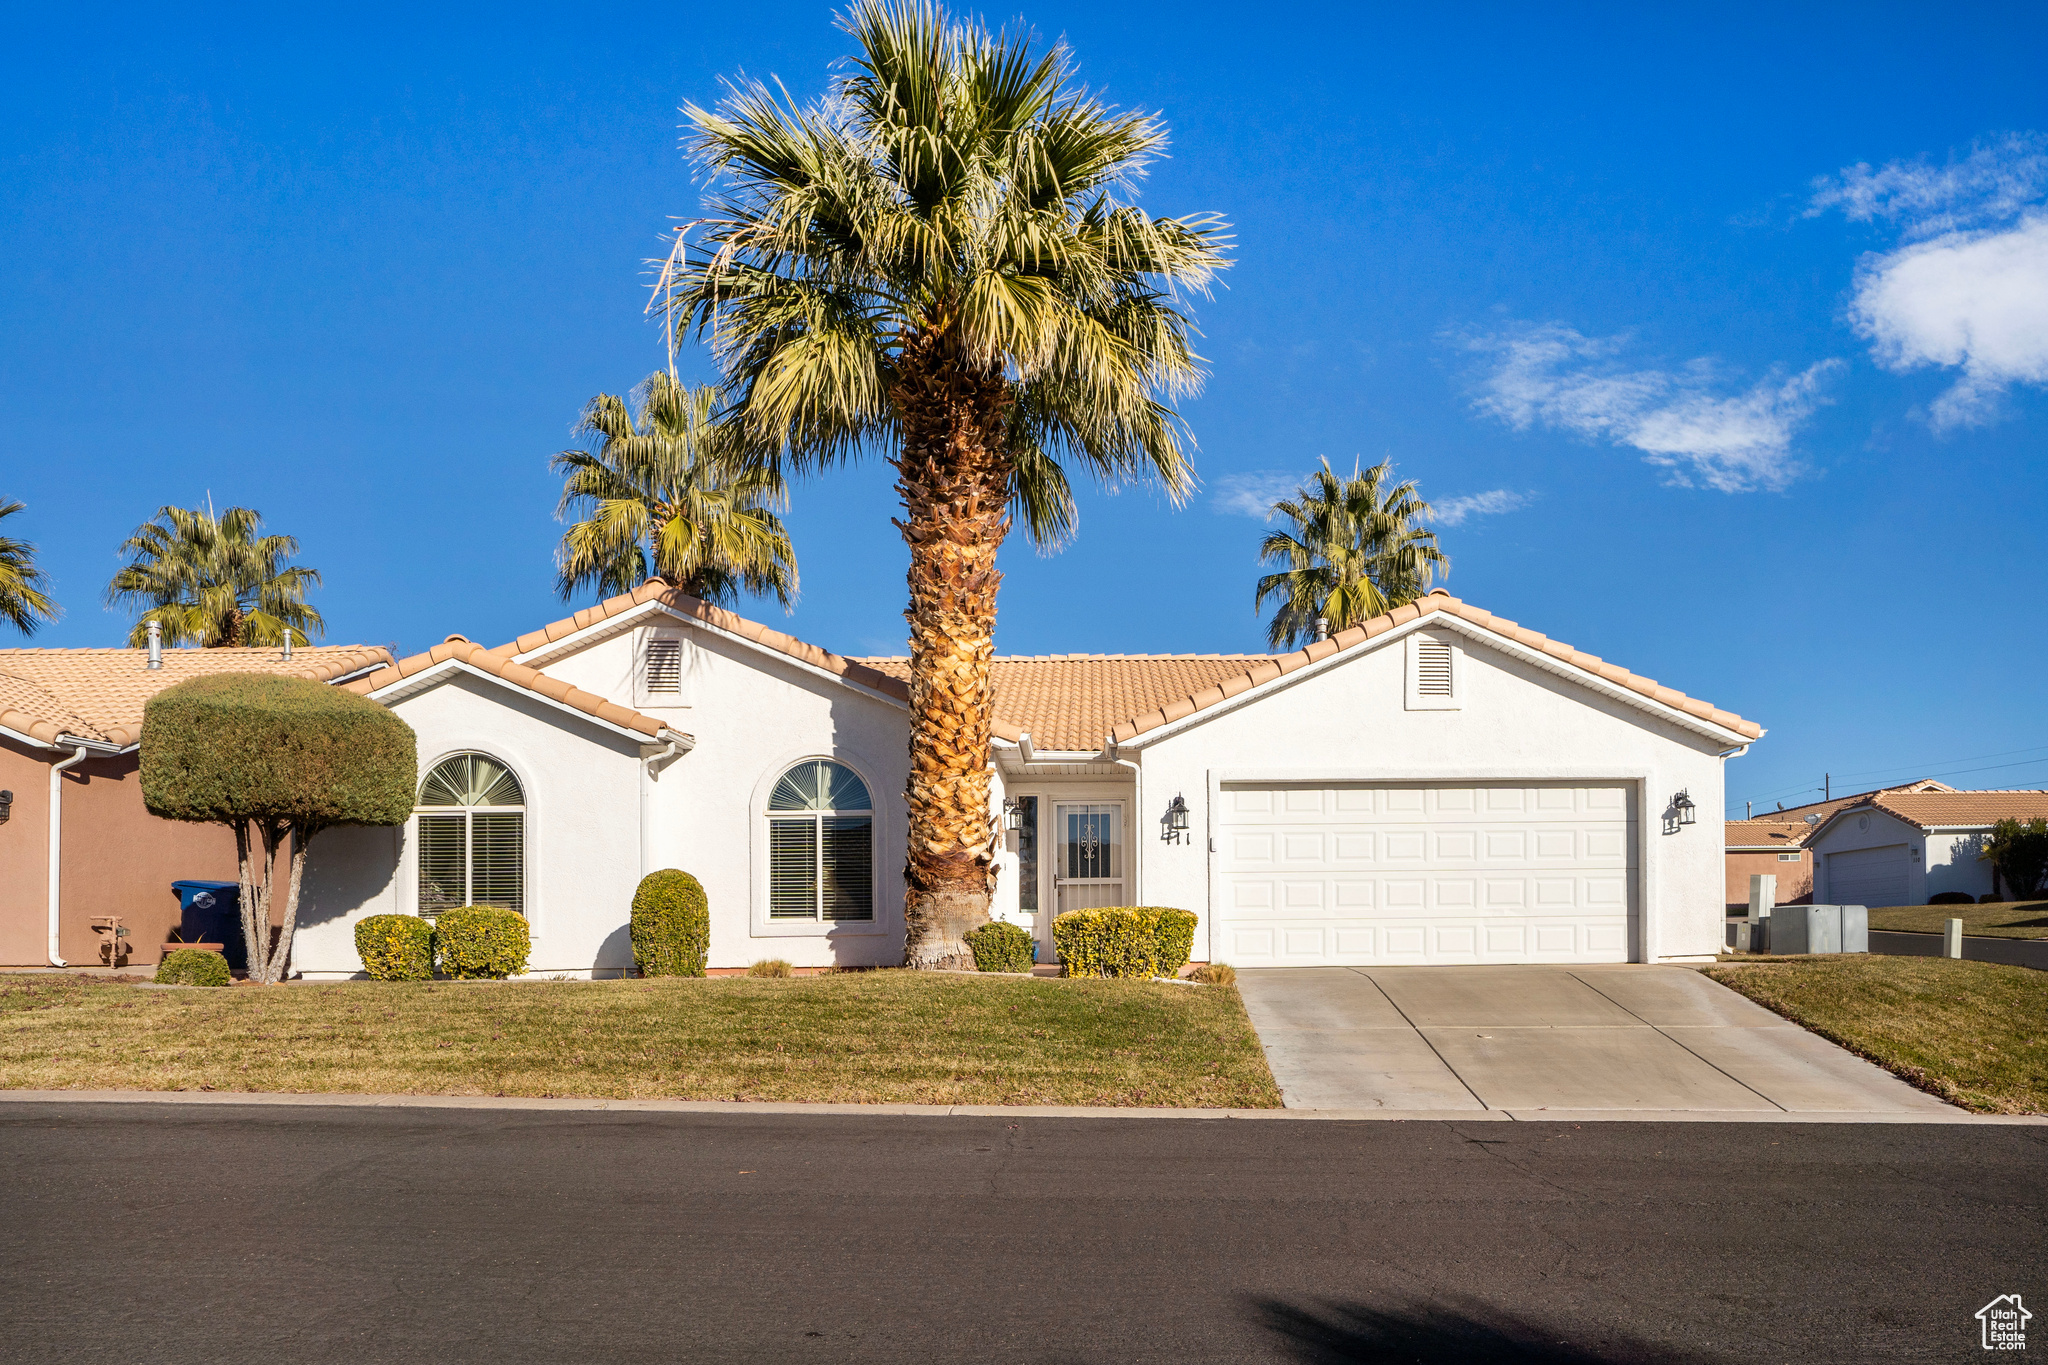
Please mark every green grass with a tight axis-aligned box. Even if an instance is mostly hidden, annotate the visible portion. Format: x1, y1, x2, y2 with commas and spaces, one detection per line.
1706, 955, 2048, 1114
1866, 901, 2048, 940
0, 970, 1280, 1108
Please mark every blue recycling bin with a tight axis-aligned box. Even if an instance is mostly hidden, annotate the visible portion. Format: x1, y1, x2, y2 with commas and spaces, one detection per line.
171, 880, 244, 970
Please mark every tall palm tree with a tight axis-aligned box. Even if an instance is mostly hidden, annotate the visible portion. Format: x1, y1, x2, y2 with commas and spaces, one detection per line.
664, 0, 1229, 967
552, 371, 798, 608
1254, 459, 1448, 650
0, 499, 60, 635
107, 504, 324, 648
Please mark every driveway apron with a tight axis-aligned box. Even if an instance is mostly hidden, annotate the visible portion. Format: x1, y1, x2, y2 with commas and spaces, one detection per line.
1235, 964, 1956, 1115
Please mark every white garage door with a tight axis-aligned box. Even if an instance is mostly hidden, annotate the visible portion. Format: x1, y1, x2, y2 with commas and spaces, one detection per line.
1826, 845, 1910, 908
1214, 781, 1639, 966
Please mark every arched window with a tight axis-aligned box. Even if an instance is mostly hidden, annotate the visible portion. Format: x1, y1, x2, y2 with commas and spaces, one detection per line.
767, 760, 873, 921
416, 754, 525, 914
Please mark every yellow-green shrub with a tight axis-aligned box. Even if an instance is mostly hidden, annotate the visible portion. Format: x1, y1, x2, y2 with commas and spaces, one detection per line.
155, 947, 230, 987
355, 914, 434, 981
965, 920, 1035, 973
1052, 907, 1199, 979
433, 905, 530, 980
630, 869, 709, 977
747, 959, 794, 978
1190, 962, 1236, 986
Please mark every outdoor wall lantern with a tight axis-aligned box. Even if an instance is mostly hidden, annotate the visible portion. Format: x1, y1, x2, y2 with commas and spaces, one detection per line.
1161, 793, 1191, 844
1002, 798, 1024, 834
1662, 789, 1698, 835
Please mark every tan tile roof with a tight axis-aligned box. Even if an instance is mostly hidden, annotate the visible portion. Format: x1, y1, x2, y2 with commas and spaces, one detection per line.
0, 646, 392, 749
1855, 790, 2048, 830
345, 624, 694, 742
856, 654, 1266, 752
451, 582, 1762, 755
1725, 820, 1813, 850
1757, 779, 1955, 826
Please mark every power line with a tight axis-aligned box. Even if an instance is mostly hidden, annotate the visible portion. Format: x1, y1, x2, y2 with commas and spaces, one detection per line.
1729, 754, 2048, 817
1735, 741, 2048, 807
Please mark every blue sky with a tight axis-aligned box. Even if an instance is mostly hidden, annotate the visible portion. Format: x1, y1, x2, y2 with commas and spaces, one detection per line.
4, 2, 2045, 817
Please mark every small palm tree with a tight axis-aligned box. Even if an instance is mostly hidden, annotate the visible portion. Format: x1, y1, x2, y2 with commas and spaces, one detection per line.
666, 0, 1228, 967
552, 372, 797, 608
107, 505, 324, 648
0, 499, 60, 635
1255, 459, 1447, 650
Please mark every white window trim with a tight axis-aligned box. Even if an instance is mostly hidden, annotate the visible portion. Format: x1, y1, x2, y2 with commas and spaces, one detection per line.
1404, 631, 1460, 711
749, 752, 892, 938
403, 748, 538, 934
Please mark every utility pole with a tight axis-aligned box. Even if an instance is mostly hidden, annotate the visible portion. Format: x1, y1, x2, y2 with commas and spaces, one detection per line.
1825, 773, 1830, 801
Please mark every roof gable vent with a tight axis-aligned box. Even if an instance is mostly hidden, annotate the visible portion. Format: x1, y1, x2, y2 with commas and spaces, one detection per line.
645, 637, 683, 695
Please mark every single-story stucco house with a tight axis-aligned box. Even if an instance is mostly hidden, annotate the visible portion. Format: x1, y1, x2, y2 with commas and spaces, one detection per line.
0, 643, 393, 967
1723, 819, 1813, 913
1805, 787, 2048, 907
292, 584, 1763, 977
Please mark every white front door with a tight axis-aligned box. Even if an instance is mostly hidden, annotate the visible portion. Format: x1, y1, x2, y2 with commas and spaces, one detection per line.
1214, 781, 1640, 966
1054, 802, 1125, 913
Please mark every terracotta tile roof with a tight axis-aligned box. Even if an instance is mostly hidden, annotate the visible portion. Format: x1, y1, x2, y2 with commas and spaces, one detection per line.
497, 579, 913, 704
855, 654, 1266, 752
0, 645, 392, 749
1853, 790, 2048, 830
1725, 820, 1813, 850
460, 582, 1761, 755
344, 628, 692, 742
1757, 780, 1955, 826
876, 590, 1762, 749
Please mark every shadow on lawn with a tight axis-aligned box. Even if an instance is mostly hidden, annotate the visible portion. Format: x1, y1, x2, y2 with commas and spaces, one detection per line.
1251, 1296, 1724, 1364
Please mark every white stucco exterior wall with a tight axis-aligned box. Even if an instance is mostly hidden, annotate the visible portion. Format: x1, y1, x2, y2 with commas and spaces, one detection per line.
296, 670, 646, 977
1129, 627, 1735, 963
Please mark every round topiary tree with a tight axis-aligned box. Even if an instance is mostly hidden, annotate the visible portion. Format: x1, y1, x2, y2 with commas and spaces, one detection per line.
155, 947, 231, 987
630, 869, 709, 978
142, 674, 415, 985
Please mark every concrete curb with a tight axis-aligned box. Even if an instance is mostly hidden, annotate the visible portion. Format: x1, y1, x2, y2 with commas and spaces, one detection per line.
1, 1089, 2041, 1124
1870, 930, 2048, 972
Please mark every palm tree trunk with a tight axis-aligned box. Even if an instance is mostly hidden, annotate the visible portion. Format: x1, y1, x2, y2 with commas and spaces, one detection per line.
892, 336, 1010, 969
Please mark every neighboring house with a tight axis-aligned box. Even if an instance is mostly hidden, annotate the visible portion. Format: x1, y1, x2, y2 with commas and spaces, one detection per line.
295, 585, 1763, 977
0, 644, 393, 967
1806, 789, 2048, 907
1723, 820, 1813, 912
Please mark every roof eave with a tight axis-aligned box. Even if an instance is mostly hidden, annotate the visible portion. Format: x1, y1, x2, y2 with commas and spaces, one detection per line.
366, 660, 689, 747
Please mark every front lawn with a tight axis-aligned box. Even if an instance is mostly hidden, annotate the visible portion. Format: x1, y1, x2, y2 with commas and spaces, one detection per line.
1866, 901, 2048, 940
1706, 956, 2048, 1114
0, 971, 1280, 1108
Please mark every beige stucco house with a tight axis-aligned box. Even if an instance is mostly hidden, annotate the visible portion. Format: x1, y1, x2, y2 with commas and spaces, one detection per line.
292, 583, 1763, 977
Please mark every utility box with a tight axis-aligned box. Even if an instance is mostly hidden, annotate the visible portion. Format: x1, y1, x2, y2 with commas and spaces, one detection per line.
1840, 905, 1868, 954
1768, 905, 1868, 955
1747, 874, 1777, 919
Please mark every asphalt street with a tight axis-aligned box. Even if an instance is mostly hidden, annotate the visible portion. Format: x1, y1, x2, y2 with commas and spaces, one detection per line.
3, 1103, 2042, 1363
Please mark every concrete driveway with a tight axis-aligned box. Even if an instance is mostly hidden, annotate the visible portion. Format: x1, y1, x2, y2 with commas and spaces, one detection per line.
1236, 964, 1958, 1116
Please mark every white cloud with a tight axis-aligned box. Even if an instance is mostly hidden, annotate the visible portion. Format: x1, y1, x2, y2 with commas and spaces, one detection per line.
1812, 137, 2048, 430
1431, 489, 1529, 526
1466, 325, 1840, 492
1807, 133, 2048, 240
1210, 471, 1304, 518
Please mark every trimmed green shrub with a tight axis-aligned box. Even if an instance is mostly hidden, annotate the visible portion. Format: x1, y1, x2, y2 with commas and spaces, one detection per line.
747, 959, 794, 978
155, 948, 230, 988
1052, 907, 1199, 979
630, 869, 709, 978
964, 920, 1035, 973
142, 674, 416, 829
356, 914, 434, 981
433, 906, 530, 980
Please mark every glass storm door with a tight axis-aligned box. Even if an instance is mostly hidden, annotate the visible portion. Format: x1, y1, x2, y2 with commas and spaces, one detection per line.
1054, 803, 1125, 913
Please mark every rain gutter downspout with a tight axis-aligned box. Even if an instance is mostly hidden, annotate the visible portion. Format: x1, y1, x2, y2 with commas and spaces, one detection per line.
638, 735, 692, 879
1106, 736, 1142, 907
48, 744, 89, 966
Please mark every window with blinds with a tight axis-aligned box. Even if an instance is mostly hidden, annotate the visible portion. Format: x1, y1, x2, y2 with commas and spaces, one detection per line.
767, 759, 874, 921
1415, 639, 1454, 696
414, 754, 525, 915
645, 637, 683, 695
